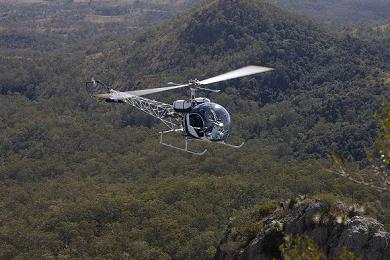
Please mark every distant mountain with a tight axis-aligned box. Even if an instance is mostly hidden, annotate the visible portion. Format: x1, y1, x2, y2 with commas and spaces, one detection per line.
269, 0, 390, 26
0, 0, 198, 49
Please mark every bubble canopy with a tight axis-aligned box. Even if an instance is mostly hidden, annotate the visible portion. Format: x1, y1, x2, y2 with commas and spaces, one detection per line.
188, 102, 231, 141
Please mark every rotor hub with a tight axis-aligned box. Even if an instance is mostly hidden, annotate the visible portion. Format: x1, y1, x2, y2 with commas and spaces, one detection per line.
189, 79, 200, 86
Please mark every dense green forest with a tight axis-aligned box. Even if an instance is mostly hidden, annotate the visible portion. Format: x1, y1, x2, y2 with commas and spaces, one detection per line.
0, 0, 389, 258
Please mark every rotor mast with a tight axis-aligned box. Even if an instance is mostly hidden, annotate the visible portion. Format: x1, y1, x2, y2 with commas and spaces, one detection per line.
188, 79, 200, 106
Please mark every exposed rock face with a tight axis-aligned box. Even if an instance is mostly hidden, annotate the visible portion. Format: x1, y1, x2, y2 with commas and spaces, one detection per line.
215, 201, 390, 260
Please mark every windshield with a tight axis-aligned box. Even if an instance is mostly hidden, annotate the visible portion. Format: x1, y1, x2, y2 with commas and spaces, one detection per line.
190, 102, 231, 141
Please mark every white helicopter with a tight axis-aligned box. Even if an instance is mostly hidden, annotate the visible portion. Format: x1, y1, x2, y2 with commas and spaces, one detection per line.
87, 65, 273, 155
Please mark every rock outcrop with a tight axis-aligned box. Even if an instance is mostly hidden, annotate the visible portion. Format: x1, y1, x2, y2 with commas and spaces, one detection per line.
215, 200, 390, 260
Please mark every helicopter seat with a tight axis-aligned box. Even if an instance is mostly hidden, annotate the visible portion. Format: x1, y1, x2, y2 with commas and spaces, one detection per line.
173, 100, 192, 112
186, 113, 205, 138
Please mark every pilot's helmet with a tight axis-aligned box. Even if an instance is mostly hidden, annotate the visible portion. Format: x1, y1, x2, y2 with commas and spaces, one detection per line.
189, 102, 231, 141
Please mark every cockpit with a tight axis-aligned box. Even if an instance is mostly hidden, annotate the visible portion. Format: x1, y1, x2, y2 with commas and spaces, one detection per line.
186, 102, 231, 141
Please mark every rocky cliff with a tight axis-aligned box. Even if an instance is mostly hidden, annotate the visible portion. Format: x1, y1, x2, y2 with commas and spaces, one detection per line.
215, 199, 390, 260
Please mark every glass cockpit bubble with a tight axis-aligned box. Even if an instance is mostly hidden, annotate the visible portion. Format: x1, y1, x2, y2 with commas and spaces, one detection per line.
190, 102, 231, 141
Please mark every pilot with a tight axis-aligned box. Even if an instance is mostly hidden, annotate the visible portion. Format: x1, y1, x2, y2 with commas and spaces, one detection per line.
207, 121, 225, 141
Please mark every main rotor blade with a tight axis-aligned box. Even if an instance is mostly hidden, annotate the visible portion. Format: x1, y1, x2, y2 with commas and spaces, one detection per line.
199, 65, 273, 85
124, 84, 190, 96
121, 65, 273, 96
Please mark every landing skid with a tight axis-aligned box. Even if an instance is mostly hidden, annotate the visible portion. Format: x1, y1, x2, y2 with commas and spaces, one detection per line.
159, 130, 244, 155
160, 132, 207, 156
191, 138, 245, 149
216, 141, 245, 148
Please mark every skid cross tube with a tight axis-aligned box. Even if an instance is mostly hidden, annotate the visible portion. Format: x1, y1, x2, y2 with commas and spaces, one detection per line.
159, 131, 207, 156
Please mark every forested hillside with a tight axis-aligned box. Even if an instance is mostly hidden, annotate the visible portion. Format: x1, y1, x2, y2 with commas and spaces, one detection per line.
269, 0, 390, 26
0, 0, 389, 258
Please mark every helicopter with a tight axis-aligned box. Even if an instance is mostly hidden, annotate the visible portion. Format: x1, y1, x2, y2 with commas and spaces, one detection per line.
86, 65, 273, 155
